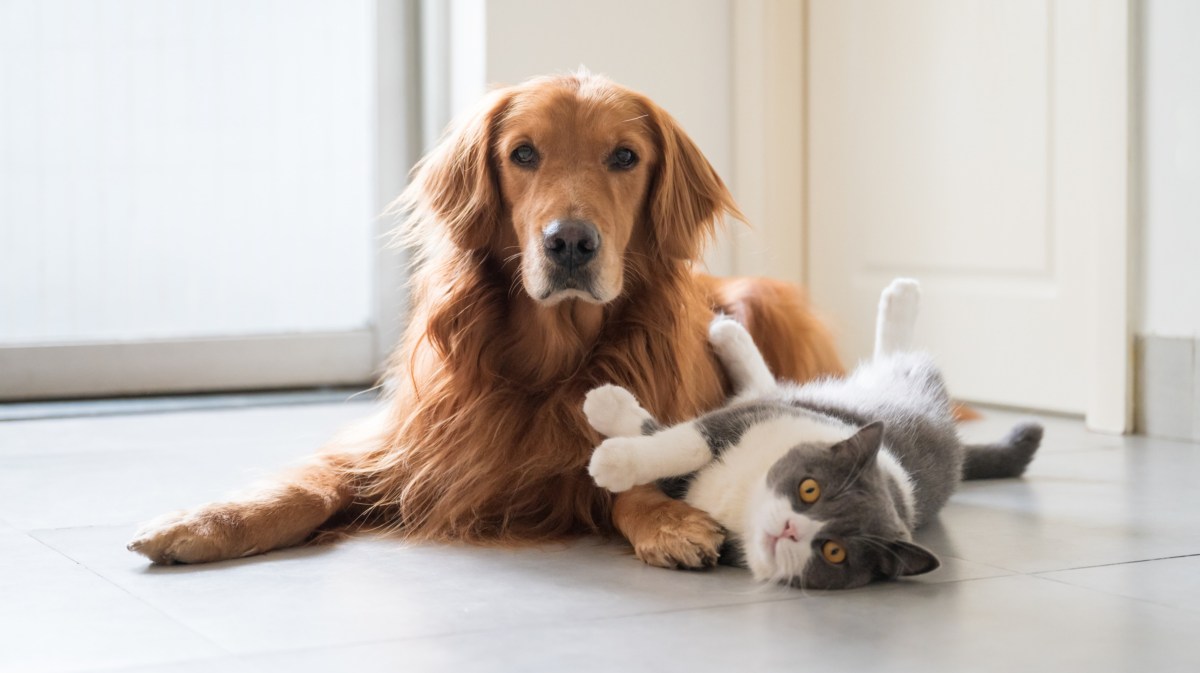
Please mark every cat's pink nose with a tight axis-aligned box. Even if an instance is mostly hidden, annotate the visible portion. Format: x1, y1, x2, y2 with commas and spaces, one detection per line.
781, 520, 800, 541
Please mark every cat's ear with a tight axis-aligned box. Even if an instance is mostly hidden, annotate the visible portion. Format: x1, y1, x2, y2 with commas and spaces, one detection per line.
876, 540, 940, 579
832, 421, 884, 467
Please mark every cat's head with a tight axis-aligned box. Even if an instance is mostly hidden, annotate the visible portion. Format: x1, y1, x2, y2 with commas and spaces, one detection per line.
742, 421, 940, 590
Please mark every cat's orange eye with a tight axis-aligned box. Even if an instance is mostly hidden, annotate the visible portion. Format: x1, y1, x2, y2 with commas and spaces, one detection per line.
798, 478, 821, 504
821, 540, 847, 564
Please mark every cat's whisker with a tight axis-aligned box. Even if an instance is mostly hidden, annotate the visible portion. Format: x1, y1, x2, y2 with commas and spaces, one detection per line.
859, 534, 913, 577
784, 558, 813, 598
834, 456, 871, 495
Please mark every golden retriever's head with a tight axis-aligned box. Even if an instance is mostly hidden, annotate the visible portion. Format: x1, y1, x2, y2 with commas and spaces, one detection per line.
404, 72, 740, 306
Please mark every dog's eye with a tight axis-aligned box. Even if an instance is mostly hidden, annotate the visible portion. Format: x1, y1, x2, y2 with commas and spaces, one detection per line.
608, 147, 638, 170
511, 144, 540, 168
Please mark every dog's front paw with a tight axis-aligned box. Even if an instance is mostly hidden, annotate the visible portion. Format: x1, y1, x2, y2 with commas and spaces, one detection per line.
633, 501, 725, 570
588, 437, 643, 492
583, 384, 650, 438
127, 506, 251, 565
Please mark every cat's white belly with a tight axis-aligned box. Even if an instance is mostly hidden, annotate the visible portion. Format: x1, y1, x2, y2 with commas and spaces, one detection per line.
685, 415, 855, 535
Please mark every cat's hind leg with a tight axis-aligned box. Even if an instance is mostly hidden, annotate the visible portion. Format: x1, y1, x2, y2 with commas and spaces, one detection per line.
875, 278, 921, 359
709, 315, 777, 399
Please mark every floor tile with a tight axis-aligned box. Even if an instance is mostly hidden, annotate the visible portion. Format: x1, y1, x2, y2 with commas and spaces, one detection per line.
34, 525, 996, 659
36, 527, 801, 656
244, 575, 1200, 673
906, 554, 1015, 583
0, 527, 223, 673
0, 448, 308, 531
0, 400, 374, 458
920, 438, 1200, 573
1038, 554, 1200, 612
87, 658, 262, 673
6, 400, 1199, 672
0, 402, 374, 530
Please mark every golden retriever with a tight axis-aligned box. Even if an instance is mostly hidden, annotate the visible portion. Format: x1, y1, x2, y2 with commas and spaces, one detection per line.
128, 72, 843, 568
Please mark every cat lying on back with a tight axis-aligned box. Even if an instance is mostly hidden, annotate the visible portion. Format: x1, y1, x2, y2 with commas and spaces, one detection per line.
584, 279, 1042, 590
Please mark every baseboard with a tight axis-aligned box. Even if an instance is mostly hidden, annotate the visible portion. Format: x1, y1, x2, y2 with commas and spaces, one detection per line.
0, 330, 378, 401
1135, 335, 1199, 441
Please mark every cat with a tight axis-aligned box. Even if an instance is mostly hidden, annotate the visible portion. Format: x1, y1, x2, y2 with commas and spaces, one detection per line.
583, 278, 1042, 590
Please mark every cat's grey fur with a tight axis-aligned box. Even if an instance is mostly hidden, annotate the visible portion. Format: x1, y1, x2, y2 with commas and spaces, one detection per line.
584, 279, 1042, 590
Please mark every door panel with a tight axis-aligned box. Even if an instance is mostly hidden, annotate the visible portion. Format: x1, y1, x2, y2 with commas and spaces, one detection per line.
808, 0, 1095, 414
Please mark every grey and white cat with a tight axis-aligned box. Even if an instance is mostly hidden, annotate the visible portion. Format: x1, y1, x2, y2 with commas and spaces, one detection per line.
584, 279, 1042, 590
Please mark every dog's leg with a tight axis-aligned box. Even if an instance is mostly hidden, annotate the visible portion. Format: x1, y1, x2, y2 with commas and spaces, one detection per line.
127, 457, 355, 564
612, 484, 724, 569
127, 411, 387, 564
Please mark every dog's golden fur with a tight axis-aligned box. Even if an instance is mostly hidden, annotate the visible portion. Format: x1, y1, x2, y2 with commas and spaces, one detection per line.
128, 73, 843, 567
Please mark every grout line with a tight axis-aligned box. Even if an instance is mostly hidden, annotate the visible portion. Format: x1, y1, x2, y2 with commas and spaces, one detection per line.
1030, 552, 1200, 574
26, 523, 140, 533
934, 554, 1024, 577
233, 590, 809, 660
27, 531, 238, 658
236, 573, 1023, 661
1030, 570, 1200, 615
73, 654, 255, 673
10, 404, 1200, 666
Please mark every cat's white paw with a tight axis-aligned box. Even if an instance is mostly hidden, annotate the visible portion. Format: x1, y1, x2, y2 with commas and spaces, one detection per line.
588, 437, 643, 492
876, 278, 921, 357
584, 384, 649, 438
880, 278, 920, 321
708, 315, 754, 357
709, 315, 776, 397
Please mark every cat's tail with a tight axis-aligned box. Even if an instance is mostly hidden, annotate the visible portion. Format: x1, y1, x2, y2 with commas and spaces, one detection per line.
875, 278, 921, 359
961, 422, 1044, 480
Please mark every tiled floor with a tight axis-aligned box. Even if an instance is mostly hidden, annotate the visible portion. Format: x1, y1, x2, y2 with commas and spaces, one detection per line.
2, 399, 1198, 672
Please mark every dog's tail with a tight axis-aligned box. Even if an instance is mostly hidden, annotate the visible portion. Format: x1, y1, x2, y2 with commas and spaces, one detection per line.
703, 275, 845, 383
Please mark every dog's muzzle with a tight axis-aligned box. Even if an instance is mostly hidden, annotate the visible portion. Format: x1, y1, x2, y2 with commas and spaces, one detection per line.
543, 219, 599, 269
540, 219, 601, 298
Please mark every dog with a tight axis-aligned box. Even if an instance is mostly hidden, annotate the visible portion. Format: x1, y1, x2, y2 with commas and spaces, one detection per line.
128, 72, 843, 569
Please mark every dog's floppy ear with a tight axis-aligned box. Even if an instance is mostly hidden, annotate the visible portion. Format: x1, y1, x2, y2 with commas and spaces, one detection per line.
643, 99, 742, 261
404, 88, 511, 251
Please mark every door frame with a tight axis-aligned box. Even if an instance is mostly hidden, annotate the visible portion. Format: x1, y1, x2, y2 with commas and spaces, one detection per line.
730, 0, 807, 289
730, 0, 1133, 432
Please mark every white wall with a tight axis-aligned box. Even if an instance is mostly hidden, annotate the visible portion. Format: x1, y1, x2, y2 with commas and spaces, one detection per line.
451, 0, 737, 274
0, 0, 377, 345
1140, 0, 1200, 338
481, 0, 732, 180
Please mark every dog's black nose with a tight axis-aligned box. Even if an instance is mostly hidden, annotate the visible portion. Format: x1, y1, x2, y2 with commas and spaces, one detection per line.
543, 219, 600, 267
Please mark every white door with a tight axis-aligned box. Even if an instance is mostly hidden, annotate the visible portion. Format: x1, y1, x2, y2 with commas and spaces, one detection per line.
805, 0, 1130, 428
